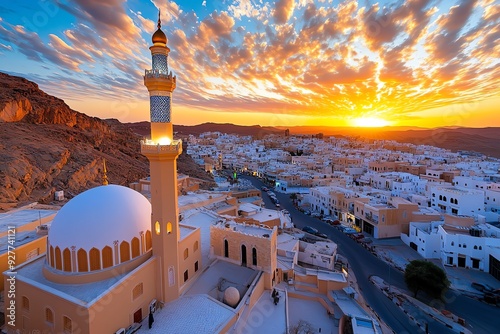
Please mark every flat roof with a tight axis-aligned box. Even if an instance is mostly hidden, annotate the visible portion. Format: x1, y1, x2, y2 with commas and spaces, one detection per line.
0, 209, 57, 233
0, 230, 46, 253
136, 294, 236, 334
184, 260, 258, 298
216, 220, 274, 238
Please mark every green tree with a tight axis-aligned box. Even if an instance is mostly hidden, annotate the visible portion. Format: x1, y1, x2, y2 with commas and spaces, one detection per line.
404, 260, 450, 298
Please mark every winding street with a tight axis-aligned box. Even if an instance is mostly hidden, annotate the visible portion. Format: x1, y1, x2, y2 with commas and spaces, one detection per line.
240, 174, 500, 334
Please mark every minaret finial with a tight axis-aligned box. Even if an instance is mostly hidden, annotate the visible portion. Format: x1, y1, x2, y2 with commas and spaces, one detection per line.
102, 158, 109, 186
158, 9, 161, 29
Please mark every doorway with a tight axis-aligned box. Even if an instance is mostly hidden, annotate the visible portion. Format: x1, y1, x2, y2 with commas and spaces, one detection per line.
133, 308, 142, 323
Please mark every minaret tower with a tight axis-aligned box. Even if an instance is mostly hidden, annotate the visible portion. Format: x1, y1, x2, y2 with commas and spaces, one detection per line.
141, 10, 182, 304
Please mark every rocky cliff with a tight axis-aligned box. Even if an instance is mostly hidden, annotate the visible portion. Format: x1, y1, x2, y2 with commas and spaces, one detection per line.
0, 72, 213, 210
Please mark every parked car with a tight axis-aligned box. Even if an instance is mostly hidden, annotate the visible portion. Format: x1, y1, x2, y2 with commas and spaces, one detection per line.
315, 232, 328, 239
351, 233, 365, 240
302, 226, 319, 234
471, 282, 494, 292
332, 220, 341, 225
343, 227, 357, 234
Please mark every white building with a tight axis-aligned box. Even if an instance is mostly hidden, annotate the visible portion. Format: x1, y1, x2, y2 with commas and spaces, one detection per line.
430, 186, 484, 216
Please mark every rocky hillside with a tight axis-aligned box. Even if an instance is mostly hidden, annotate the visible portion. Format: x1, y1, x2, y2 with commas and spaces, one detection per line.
0, 72, 213, 210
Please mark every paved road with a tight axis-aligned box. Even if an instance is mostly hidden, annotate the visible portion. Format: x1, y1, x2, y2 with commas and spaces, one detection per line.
240, 175, 500, 334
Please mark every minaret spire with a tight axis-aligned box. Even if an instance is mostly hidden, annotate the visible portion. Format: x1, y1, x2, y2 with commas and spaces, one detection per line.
158, 9, 161, 29
102, 158, 109, 186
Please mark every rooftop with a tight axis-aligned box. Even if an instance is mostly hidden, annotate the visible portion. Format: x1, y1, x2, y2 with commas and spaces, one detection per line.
136, 294, 236, 334
0, 209, 57, 234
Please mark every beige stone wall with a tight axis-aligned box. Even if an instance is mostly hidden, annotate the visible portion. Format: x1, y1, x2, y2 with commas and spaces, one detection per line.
0, 236, 46, 291
210, 225, 277, 276
4, 257, 158, 334
178, 226, 202, 287
88, 258, 157, 333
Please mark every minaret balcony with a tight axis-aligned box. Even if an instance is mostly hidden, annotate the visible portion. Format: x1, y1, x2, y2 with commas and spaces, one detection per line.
141, 139, 183, 155
144, 70, 176, 91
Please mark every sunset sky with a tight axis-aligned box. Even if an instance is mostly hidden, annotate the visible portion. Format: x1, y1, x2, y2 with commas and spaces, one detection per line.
0, 0, 498, 128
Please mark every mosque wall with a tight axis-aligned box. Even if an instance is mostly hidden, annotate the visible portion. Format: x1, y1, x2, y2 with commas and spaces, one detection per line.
0, 236, 46, 291
88, 258, 157, 334
178, 226, 202, 288
4, 276, 91, 334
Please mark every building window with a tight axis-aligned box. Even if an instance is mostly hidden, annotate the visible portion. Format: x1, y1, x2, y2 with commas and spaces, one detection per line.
166, 222, 172, 234
184, 248, 189, 260
184, 270, 189, 282
63, 316, 72, 334
22, 296, 29, 311
155, 221, 161, 235
89, 247, 101, 271
224, 239, 229, 257
77, 248, 88, 272
194, 241, 199, 252
195, 261, 199, 272
132, 283, 143, 300
145, 230, 152, 250
102, 246, 113, 268
45, 307, 54, 324
63, 248, 72, 272
120, 241, 131, 263
474, 245, 478, 250
451, 242, 454, 246
252, 247, 257, 266
55, 246, 62, 270
479, 246, 482, 250
131, 237, 140, 258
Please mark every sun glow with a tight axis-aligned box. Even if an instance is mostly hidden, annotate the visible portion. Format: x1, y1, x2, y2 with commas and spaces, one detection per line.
351, 117, 391, 127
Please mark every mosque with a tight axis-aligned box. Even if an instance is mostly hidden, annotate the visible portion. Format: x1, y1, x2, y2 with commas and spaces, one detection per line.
4, 13, 350, 334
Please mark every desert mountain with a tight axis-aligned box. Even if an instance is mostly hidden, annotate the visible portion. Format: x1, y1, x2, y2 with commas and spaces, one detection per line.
0, 72, 213, 210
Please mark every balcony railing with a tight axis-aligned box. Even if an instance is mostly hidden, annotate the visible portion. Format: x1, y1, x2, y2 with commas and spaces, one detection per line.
141, 139, 182, 154
144, 69, 176, 80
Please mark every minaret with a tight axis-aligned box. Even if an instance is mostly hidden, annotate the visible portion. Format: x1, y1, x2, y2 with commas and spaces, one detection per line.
141, 10, 182, 304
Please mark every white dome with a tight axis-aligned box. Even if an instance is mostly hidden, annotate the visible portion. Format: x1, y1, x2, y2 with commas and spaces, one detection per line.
223, 286, 240, 307
49, 185, 151, 251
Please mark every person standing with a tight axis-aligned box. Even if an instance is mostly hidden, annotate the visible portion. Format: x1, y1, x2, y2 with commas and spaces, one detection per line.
148, 311, 154, 329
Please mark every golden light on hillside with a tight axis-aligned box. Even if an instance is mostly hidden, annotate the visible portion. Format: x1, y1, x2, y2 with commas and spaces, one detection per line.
351, 116, 391, 128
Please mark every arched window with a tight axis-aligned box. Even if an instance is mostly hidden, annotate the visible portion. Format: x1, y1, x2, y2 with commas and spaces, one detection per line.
194, 241, 199, 252
89, 248, 101, 271
132, 283, 143, 300
145, 230, 152, 251
77, 249, 88, 272
63, 248, 71, 272
166, 222, 172, 234
479, 246, 482, 250
224, 239, 229, 257
22, 296, 29, 310
439, 195, 442, 200
49, 245, 54, 267
102, 246, 113, 268
184, 248, 189, 260
252, 247, 257, 266
443, 196, 447, 201
474, 245, 478, 250
451, 242, 454, 246
45, 307, 54, 324
63, 316, 72, 334
120, 241, 130, 263
155, 221, 161, 235
55, 246, 62, 270
131, 237, 140, 258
